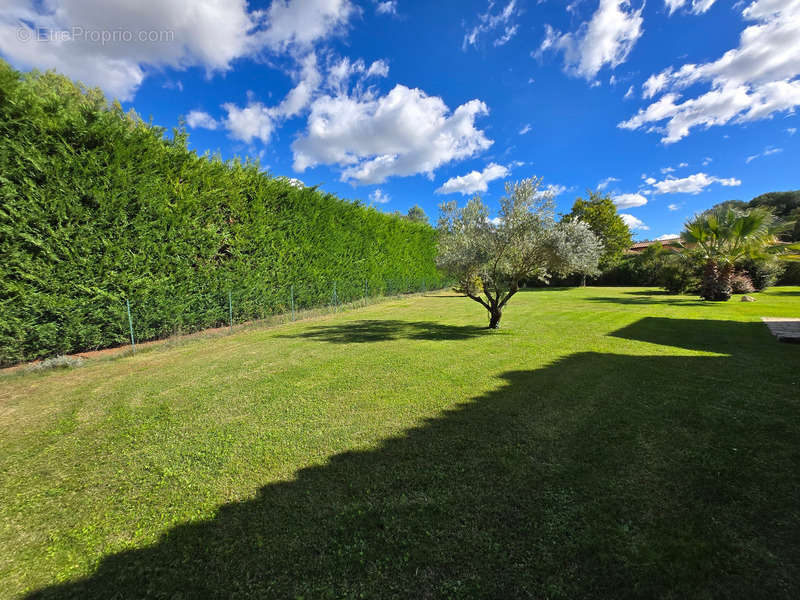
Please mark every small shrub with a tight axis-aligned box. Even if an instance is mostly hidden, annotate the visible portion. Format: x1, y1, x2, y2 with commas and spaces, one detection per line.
658, 254, 700, 294
730, 273, 755, 294
739, 256, 786, 290
778, 260, 800, 285
25, 355, 85, 372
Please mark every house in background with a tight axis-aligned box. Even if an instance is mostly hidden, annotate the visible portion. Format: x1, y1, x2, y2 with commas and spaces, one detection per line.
627, 237, 682, 254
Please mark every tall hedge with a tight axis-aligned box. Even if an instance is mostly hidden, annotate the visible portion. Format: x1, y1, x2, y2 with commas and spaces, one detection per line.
0, 61, 442, 365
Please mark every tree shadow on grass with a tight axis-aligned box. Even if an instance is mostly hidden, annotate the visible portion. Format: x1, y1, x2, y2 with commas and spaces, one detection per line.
27, 319, 800, 599
586, 295, 708, 307
610, 316, 770, 353
282, 319, 489, 343
621, 289, 674, 296
770, 290, 800, 296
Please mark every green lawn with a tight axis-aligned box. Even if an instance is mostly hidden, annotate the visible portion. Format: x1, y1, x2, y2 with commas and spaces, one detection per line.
1, 287, 799, 599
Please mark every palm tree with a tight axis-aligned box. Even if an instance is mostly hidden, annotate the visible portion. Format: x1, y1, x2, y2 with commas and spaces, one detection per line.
682, 207, 776, 301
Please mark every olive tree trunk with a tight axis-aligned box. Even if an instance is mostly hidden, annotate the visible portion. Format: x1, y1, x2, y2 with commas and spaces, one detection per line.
466, 285, 518, 329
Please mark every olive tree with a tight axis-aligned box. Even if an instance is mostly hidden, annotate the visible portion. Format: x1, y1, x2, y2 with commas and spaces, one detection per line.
546, 220, 605, 286
436, 177, 602, 328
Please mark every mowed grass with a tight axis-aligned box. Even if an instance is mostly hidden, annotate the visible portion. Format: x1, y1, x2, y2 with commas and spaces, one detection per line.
1, 287, 799, 599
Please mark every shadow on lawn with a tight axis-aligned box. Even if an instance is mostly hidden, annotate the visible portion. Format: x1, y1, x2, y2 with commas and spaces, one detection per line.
283, 319, 488, 343
28, 319, 800, 599
770, 290, 800, 296
586, 295, 707, 307
621, 289, 674, 296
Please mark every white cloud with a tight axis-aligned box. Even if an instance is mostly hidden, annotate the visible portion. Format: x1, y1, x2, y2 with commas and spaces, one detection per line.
624, 85, 634, 99
745, 145, 783, 163
215, 51, 324, 144
463, 1, 520, 50
0, 0, 356, 102
519, 123, 532, 135
436, 163, 509, 195
495, 24, 519, 47
537, 0, 645, 80
256, 0, 356, 52
655, 233, 680, 240
788, 127, 797, 135
276, 52, 323, 118
538, 183, 568, 198
597, 176, 620, 190
292, 85, 492, 184
369, 188, 391, 203
702, 156, 713, 165
222, 102, 276, 144
613, 192, 648, 208
186, 110, 219, 130
620, 213, 649, 230
366, 59, 390, 78
278, 176, 305, 188
661, 161, 689, 173
209, 50, 395, 147
646, 172, 741, 194
621, 0, 800, 143
664, 0, 716, 15
668, 203, 680, 210
375, 1, 398, 16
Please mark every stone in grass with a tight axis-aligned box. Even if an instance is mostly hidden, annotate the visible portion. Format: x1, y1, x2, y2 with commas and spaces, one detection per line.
741, 295, 756, 302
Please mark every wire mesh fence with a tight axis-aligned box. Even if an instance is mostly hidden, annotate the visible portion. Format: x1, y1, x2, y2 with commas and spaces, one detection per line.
121, 276, 450, 354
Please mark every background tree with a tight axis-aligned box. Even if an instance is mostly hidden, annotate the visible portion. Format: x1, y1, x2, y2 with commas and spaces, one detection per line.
682, 206, 776, 301
437, 178, 599, 328
563, 191, 633, 268
406, 205, 429, 224
547, 220, 604, 286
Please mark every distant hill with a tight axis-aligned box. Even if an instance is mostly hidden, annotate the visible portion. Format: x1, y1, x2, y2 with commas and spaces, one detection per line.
711, 190, 800, 241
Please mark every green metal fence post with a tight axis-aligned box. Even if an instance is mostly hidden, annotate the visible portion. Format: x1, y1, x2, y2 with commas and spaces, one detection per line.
126, 299, 136, 354
228, 290, 233, 332
290, 284, 295, 321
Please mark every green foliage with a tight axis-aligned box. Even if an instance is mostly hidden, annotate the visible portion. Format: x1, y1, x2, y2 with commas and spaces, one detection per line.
749, 190, 800, 220
563, 191, 633, 267
406, 205, 429, 224
682, 206, 777, 301
436, 178, 557, 328
711, 190, 800, 241
436, 178, 601, 327
0, 60, 442, 365
778, 261, 800, 285
657, 253, 701, 294
738, 256, 786, 291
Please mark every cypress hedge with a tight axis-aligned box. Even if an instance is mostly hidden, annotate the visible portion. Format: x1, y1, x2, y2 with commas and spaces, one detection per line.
0, 61, 442, 365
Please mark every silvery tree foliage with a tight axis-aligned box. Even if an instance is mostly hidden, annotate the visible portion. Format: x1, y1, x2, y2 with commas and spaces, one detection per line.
546, 220, 605, 286
437, 177, 601, 328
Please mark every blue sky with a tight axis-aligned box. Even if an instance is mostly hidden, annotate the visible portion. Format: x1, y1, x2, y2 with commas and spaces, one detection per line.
2, 0, 798, 240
